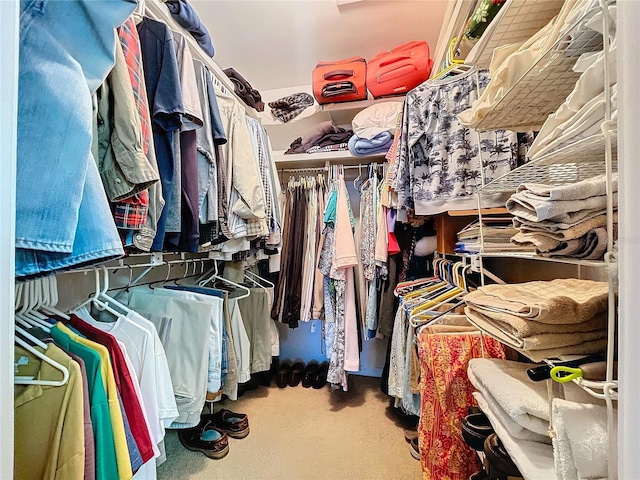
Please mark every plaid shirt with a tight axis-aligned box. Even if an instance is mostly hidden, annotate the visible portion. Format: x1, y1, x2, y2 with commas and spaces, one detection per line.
113, 17, 151, 231
112, 192, 148, 229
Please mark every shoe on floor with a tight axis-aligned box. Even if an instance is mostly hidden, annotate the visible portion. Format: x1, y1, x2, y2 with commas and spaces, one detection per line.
289, 362, 305, 387
404, 428, 418, 444
302, 361, 319, 388
276, 362, 291, 388
178, 421, 229, 459
202, 409, 250, 439
410, 437, 420, 460
312, 361, 329, 389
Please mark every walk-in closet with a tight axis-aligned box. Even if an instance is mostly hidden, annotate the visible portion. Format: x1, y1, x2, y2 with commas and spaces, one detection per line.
2, 0, 637, 478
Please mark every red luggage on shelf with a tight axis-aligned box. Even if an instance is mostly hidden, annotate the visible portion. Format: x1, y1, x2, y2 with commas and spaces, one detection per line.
312, 56, 367, 105
367, 41, 433, 98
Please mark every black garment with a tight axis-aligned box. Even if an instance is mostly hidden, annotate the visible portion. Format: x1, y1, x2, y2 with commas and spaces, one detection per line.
281, 190, 307, 328
271, 193, 293, 320
315, 130, 354, 147
377, 253, 400, 337
223, 68, 264, 112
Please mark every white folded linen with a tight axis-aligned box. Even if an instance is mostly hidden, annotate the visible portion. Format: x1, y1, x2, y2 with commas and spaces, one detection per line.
552, 398, 616, 480
467, 358, 550, 435
473, 392, 551, 444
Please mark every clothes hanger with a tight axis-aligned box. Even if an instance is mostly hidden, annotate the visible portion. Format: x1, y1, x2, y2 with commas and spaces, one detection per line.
70, 268, 123, 318
244, 269, 275, 289
199, 261, 250, 299
14, 326, 69, 387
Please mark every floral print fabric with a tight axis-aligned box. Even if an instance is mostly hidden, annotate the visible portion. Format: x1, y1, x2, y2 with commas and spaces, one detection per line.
396, 68, 519, 216
417, 332, 506, 480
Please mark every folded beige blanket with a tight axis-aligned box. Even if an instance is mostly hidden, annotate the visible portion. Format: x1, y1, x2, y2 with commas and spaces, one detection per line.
466, 307, 607, 337
464, 278, 608, 324
465, 308, 607, 351
542, 227, 609, 260
513, 208, 608, 232
507, 193, 617, 223
516, 173, 618, 201
511, 231, 562, 252
519, 213, 614, 241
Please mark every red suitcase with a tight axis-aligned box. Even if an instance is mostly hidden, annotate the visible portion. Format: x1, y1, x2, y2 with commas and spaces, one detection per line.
312, 56, 367, 105
367, 41, 433, 98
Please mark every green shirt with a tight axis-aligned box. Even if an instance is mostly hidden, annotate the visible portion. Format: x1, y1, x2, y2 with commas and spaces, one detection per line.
52, 325, 119, 480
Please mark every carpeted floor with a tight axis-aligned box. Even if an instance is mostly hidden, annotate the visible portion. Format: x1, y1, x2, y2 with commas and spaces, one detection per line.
157, 375, 422, 480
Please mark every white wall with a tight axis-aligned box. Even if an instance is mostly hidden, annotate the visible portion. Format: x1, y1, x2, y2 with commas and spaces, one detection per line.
191, 0, 448, 90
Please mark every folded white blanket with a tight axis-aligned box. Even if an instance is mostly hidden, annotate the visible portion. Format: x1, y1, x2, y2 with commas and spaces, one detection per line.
467, 359, 550, 435
473, 392, 551, 444
552, 398, 617, 480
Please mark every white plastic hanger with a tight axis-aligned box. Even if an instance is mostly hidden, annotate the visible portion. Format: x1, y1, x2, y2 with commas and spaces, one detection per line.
14, 325, 69, 386
199, 261, 251, 300
40, 276, 70, 320
244, 270, 274, 290
71, 268, 123, 318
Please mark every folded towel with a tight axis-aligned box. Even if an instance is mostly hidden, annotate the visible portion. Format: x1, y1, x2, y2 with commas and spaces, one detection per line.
348, 131, 393, 156
473, 392, 551, 444
465, 307, 607, 352
552, 398, 617, 480
464, 279, 608, 324
511, 231, 563, 252
516, 174, 618, 201
507, 192, 617, 223
513, 208, 609, 232
542, 227, 609, 260
519, 213, 613, 241
467, 359, 550, 435
465, 306, 607, 338
268, 93, 314, 123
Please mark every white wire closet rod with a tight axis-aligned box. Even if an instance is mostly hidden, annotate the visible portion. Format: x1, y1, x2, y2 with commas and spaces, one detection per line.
473, 1, 613, 132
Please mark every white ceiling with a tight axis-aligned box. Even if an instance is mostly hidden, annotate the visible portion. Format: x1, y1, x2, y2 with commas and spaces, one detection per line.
190, 0, 449, 92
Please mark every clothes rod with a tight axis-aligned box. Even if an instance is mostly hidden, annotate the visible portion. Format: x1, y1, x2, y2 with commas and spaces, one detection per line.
280, 164, 383, 173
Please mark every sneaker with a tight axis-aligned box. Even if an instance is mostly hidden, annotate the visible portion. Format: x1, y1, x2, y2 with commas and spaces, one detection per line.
404, 428, 418, 444
178, 421, 229, 459
202, 409, 250, 439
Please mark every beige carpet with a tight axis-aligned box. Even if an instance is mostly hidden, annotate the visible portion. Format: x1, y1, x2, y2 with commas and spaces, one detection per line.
157, 376, 422, 480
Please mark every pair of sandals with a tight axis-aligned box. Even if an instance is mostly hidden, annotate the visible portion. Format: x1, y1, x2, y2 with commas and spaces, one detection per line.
276, 361, 329, 389
462, 411, 522, 480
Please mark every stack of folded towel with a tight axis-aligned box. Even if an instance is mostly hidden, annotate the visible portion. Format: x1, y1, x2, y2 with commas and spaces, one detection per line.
285, 120, 353, 155
464, 278, 608, 361
507, 173, 617, 260
347, 102, 403, 157
455, 216, 536, 254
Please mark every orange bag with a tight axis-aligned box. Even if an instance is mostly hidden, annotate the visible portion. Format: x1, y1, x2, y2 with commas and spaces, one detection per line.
367, 41, 433, 98
312, 57, 367, 105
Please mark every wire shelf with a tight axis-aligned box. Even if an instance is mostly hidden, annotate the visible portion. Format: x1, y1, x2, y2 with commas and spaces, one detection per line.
533, 127, 618, 166
471, 0, 565, 69
473, 251, 607, 268
474, 6, 605, 132
478, 158, 617, 194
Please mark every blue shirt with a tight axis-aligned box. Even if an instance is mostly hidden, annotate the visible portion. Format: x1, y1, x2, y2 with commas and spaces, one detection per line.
137, 17, 185, 251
